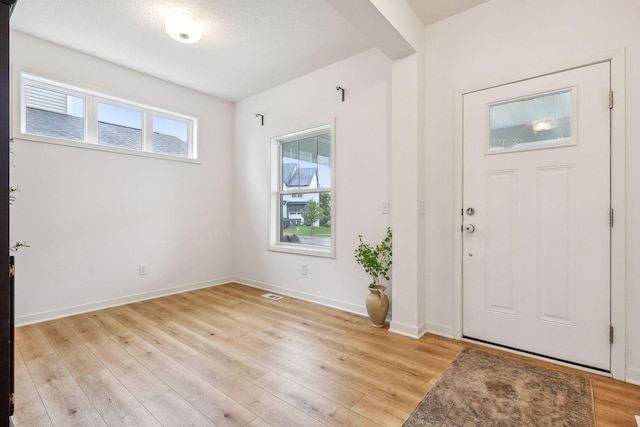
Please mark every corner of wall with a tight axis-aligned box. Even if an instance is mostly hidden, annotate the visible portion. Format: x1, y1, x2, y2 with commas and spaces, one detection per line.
389, 320, 427, 339
626, 367, 640, 386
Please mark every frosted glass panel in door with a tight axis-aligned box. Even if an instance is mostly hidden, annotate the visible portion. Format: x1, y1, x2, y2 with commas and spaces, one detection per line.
489, 89, 573, 152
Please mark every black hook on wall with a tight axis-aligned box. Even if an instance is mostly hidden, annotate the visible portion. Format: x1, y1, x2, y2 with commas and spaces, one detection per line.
336, 86, 345, 102
255, 113, 264, 126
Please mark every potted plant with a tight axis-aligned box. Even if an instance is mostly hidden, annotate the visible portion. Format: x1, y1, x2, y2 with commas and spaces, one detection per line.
354, 227, 392, 327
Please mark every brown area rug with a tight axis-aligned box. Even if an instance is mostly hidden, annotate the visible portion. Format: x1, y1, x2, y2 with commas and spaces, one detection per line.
403, 347, 595, 427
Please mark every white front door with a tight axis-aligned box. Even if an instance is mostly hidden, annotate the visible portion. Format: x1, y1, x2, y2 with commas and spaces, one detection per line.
462, 62, 611, 371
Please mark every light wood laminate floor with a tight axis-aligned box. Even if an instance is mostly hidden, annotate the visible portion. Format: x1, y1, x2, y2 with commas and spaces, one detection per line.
13, 283, 640, 426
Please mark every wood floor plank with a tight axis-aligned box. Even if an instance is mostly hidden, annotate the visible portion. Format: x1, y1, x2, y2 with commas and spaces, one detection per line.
60, 314, 101, 335
12, 414, 53, 427
208, 287, 350, 339
30, 370, 106, 426
591, 377, 640, 427
338, 352, 433, 396
262, 326, 351, 364
155, 320, 269, 381
38, 320, 104, 378
252, 328, 422, 412
252, 371, 375, 427
20, 351, 74, 392
83, 311, 142, 348
263, 319, 446, 385
18, 346, 103, 427
62, 314, 171, 402
185, 298, 279, 333
12, 346, 49, 425
158, 305, 225, 339
76, 369, 162, 427
333, 327, 459, 372
185, 354, 325, 427
213, 331, 366, 408
13, 283, 640, 427
120, 329, 258, 426
15, 325, 56, 361
142, 391, 215, 427
351, 395, 410, 426
125, 299, 174, 326
101, 309, 200, 363
245, 418, 272, 427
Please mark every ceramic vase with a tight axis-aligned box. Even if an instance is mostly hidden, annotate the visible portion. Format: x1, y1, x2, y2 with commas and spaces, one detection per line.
365, 285, 389, 327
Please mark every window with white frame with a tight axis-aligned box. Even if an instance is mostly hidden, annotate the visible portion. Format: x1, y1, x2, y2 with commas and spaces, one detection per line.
20, 74, 197, 160
270, 123, 334, 257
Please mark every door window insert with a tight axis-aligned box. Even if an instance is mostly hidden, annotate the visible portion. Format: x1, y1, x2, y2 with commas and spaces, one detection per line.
488, 89, 574, 153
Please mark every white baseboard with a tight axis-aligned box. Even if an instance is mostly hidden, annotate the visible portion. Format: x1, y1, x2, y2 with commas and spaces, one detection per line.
15, 277, 233, 326
16, 276, 395, 330
234, 276, 370, 318
626, 367, 640, 386
426, 322, 454, 339
389, 320, 427, 339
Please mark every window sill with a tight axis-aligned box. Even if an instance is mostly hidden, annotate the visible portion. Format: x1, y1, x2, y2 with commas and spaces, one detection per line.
14, 133, 201, 165
269, 243, 335, 258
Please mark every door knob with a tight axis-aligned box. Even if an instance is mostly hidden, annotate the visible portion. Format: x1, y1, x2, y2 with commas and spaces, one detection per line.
465, 224, 476, 233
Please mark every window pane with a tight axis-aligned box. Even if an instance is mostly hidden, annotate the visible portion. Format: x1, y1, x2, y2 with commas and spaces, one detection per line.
317, 133, 331, 188
281, 141, 319, 190
153, 116, 189, 157
489, 90, 572, 151
299, 136, 318, 173
280, 192, 331, 248
282, 141, 299, 189
98, 103, 142, 150
280, 132, 331, 191
25, 84, 85, 141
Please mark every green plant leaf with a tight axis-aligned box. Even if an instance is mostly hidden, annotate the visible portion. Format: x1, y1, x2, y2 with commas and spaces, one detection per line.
354, 227, 392, 288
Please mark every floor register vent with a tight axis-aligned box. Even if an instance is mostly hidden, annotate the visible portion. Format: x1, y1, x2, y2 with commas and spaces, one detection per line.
262, 293, 283, 301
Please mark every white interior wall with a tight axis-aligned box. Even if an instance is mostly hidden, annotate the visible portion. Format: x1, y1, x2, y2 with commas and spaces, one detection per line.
423, 0, 640, 383
10, 0, 640, 385
233, 48, 392, 314
10, 33, 236, 324
325, 0, 428, 338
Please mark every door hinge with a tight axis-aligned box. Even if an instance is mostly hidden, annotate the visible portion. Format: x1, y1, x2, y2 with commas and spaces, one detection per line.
610, 208, 614, 227
609, 91, 614, 109
9, 392, 14, 406
610, 326, 614, 344
9, 264, 14, 277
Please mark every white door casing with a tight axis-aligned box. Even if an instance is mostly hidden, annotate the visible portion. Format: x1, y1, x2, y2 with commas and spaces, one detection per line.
462, 62, 611, 371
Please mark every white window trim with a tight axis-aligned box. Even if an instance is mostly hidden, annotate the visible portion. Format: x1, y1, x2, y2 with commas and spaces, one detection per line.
15, 72, 199, 163
269, 122, 336, 258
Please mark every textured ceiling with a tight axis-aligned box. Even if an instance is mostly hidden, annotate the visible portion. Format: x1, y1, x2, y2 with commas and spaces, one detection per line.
10, 0, 373, 102
11, 1, 492, 102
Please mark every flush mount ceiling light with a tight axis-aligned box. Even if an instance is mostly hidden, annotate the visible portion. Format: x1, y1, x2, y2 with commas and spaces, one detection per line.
165, 11, 202, 44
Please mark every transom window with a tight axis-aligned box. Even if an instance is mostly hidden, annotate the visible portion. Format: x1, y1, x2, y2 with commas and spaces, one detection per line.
19, 74, 197, 160
270, 123, 334, 257
489, 89, 574, 153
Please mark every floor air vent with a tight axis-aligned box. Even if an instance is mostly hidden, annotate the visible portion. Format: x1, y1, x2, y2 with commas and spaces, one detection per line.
262, 293, 283, 301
